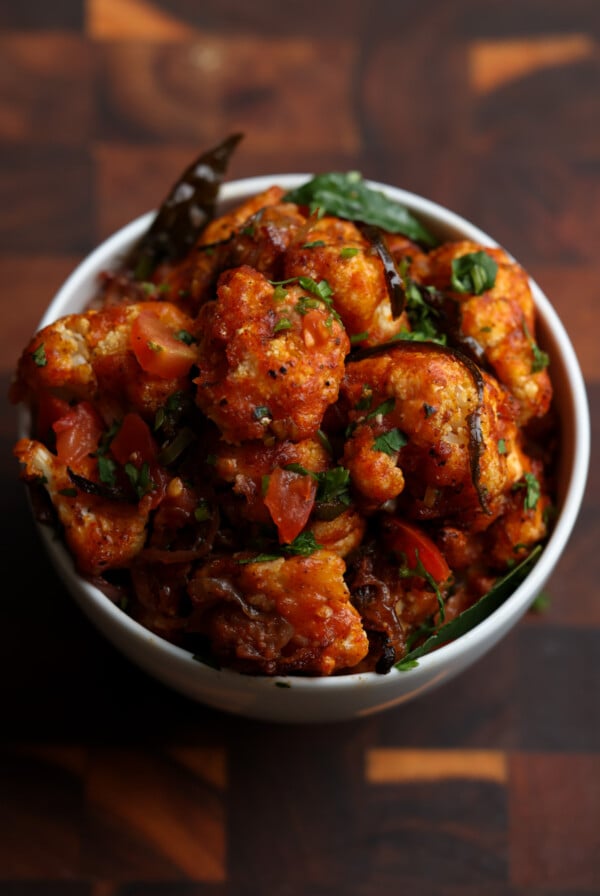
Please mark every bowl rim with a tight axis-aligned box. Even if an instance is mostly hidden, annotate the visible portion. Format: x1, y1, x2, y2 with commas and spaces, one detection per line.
28, 173, 591, 691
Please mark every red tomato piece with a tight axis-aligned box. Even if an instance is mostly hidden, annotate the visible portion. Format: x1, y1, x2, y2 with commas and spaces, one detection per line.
110, 412, 158, 465
384, 518, 451, 584
264, 467, 317, 544
110, 412, 168, 509
36, 392, 71, 438
130, 309, 197, 379
53, 402, 104, 470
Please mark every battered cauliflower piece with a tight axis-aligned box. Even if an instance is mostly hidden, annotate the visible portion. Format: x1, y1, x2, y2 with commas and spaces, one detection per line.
187, 551, 369, 675
14, 439, 148, 575
284, 216, 410, 345
195, 265, 349, 442
14, 302, 197, 422
309, 508, 366, 558
199, 185, 286, 245
415, 240, 553, 424
342, 345, 524, 524
157, 195, 306, 315
485, 459, 552, 567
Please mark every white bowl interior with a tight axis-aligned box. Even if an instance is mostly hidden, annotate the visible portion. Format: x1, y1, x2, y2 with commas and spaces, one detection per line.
24, 175, 590, 722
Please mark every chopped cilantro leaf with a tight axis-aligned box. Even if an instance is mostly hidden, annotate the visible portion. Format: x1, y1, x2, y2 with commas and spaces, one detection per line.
451, 251, 498, 295
97, 454, 117, 486
283, 530, 322, 556
32, 344, 47, 367
350, 331, 369, 344
175, 329, 196, 345
514, 471, 541, 510
372, 428, 408, 455
124, 461, 154, 499
340, 247, 360, 259
252, 406, 271, 421
366, 397, 396, 420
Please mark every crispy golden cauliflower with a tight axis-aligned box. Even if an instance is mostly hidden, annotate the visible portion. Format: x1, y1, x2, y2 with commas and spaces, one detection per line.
342, 344, 525, 524
13, 302, 197, 422
284, 216, 410, 345
187, 551, 369, 675
414, 240, 552, 424
14, 438, 148, 575
195, 265, 349, 442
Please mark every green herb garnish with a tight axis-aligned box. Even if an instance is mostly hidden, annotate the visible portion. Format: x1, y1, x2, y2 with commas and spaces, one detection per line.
124, 461, 154, 499
97, 454, 117, 486
176, 329, 196, 345
522, 321, 549, 372
366, 397, 396, 420
350, 331, 369, 345
283, 530, 322, 556
283, 172, 437, 247
32, 344, 47, 367
252, 406, 271, 421
372, 428, 408, 455
451, 251, 498, 295
513, 472, 541, 510
396, 547, 542, 670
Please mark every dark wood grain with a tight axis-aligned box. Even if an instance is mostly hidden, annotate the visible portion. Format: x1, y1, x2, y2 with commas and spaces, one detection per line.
1, 2, 599, 893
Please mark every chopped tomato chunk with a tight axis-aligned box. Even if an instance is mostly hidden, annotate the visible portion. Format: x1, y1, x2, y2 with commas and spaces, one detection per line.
110, 412, 168, 508
36, 392, 71, 438
383, 518, 451, 584
264, 466, 317, 544
53, 402, 103, 472
130, 309, 197, 379
110, 412, 158, 465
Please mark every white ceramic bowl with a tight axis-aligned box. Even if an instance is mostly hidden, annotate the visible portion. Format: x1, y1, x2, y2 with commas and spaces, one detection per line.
22, 175, 590, 722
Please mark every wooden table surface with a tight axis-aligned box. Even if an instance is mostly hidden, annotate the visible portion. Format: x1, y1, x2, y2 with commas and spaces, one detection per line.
1, 1, 598, 893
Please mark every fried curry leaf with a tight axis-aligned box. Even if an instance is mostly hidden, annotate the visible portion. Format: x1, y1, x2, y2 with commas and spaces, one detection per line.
396, 546, 542, 670
283, 172, 437, 247
127, 133, 243, 279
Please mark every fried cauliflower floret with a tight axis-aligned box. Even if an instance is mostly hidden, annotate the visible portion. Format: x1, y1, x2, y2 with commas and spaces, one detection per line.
13, 303, 196, 422
284, 216, 410, 345
157, 199, 307, 315
309, 508, 366, 558
416, 240, 552, 424
199, 185, 286, 245
342, 423, 406, 505
342, 346, 524, 523
187, 551, 368, 675
14, 439, 148, 575
13, 313, 96, 403
195, 265, 349, 443
485, 459, 552, 567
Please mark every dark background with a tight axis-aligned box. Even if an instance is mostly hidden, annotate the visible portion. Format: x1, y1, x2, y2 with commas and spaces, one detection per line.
0, 1, 599, 893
